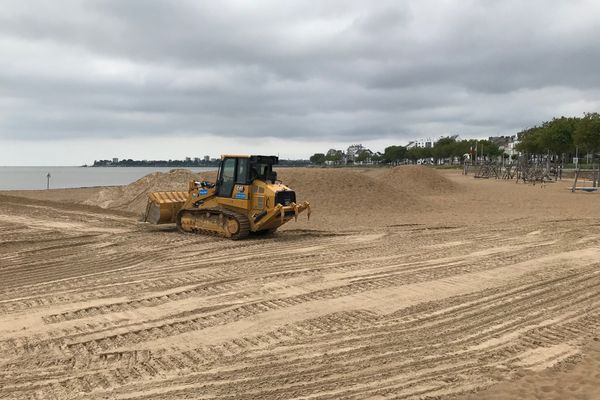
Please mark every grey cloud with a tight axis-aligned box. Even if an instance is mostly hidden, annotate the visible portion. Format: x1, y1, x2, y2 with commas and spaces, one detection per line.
1, 0, 600, 151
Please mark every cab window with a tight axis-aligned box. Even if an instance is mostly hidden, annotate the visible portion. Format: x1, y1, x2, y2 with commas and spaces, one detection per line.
236, 158, 249, 184
218, 158, 236, 197
250, 163, 271, 181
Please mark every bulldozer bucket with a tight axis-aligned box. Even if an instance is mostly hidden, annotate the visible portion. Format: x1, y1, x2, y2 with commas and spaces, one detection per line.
144, 191, 188, 224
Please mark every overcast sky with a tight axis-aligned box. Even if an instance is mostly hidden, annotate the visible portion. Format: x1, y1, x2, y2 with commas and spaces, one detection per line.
1, 0, 600, 165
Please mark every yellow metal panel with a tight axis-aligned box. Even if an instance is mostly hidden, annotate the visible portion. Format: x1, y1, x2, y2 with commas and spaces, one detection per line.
146, 191, 189, 224
221, 154, 250, 159
149, 191, 188, 203
253, 196, 264, 210
217, 197, 251, 210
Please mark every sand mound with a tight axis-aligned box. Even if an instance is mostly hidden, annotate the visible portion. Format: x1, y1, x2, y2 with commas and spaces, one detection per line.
277, 168, 429, 229
83, 169, 213, 214
377, 166, 458, 195
80, 166, 455, 228
278, 168, 423, 209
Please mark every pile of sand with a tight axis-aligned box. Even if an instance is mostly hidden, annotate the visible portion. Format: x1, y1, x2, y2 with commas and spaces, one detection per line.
279, 167, 426, 212
378, 165, 457, 195
56, 166, 458, 228
275, 166, 458, 229
83, 169, 213, 214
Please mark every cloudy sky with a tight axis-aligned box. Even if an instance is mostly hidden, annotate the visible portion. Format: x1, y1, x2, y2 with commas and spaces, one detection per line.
1, 0, 600, 165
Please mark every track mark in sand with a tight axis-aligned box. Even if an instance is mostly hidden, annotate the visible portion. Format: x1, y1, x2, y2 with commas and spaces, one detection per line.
35, 245, 600, 361
424, 240, 469, 249
114, 267, 600, 399
513, 343, 579, 371
11, 233, 379, 322
0, 213, 130, 233
5, 237, 598, 359
3, 206, 600, 400
2, 310, 383, 397
42, 279, 240, 323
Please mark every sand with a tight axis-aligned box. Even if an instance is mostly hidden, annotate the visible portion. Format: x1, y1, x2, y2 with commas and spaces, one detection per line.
0, 167, 599, 399
457, 339, 600, 399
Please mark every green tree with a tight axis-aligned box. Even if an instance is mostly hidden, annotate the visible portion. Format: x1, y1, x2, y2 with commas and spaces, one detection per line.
309, 153, 326, 165
541, 117, 577, 157
405, 147, 419, 162
406, 146, 433, 162
574, 112, 600, 161
432, 137, 457, 162
382, 145, 407, 164
356, 149, 373, 163
325, 149, 344, 164
516, 127, 544, 155
421, 146, 433, 159
478, 140, 501, 158
454, 139, 475, 159
466, 139, 502, 161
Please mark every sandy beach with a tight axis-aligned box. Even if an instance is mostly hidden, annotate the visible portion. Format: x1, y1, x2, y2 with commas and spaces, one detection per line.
1, 166, 599, 399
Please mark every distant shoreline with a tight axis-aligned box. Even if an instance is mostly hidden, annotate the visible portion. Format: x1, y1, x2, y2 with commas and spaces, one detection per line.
87, 165, 217, 168
88, 164, 310, 168
89, 159, 311, 168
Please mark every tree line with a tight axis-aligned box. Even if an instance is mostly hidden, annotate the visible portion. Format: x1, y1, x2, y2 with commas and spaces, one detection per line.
515, 113, 600, 162
309, 112, 600, 166
310, 137, 503, 165
92, 159, 220, 167
91, 158, 311, 167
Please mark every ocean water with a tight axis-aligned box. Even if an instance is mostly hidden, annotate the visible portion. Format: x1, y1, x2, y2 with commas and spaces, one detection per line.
0, 166, 216, 190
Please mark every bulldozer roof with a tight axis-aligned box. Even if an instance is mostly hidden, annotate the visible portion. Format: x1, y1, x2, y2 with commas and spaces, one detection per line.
220, 155, 279, 164
221, 154, 250, 159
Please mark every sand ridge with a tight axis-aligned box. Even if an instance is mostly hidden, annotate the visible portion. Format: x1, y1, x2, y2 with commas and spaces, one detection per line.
374, 165, 458, 195
82, 169, 208, 214
90, 166, 441, 218
7, 166, 448, 226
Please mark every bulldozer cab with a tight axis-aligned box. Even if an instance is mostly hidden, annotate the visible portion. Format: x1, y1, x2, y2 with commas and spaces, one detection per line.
216, 155, 278, 198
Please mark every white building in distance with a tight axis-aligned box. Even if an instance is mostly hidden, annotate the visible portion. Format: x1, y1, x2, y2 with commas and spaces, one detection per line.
406, 138, 433, 149
346, 144, 365, 162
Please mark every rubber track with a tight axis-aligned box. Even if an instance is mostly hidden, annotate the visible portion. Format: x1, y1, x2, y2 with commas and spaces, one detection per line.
177, 207, 250, 240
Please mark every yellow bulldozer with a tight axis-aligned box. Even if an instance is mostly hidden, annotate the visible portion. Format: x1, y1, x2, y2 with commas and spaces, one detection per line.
143, 155, 310, 239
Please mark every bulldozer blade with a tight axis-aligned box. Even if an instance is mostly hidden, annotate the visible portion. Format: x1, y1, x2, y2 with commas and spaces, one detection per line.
144, 191, 188, 224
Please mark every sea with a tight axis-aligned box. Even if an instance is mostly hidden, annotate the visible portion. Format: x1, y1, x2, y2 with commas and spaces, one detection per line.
0, 166, 217, 191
